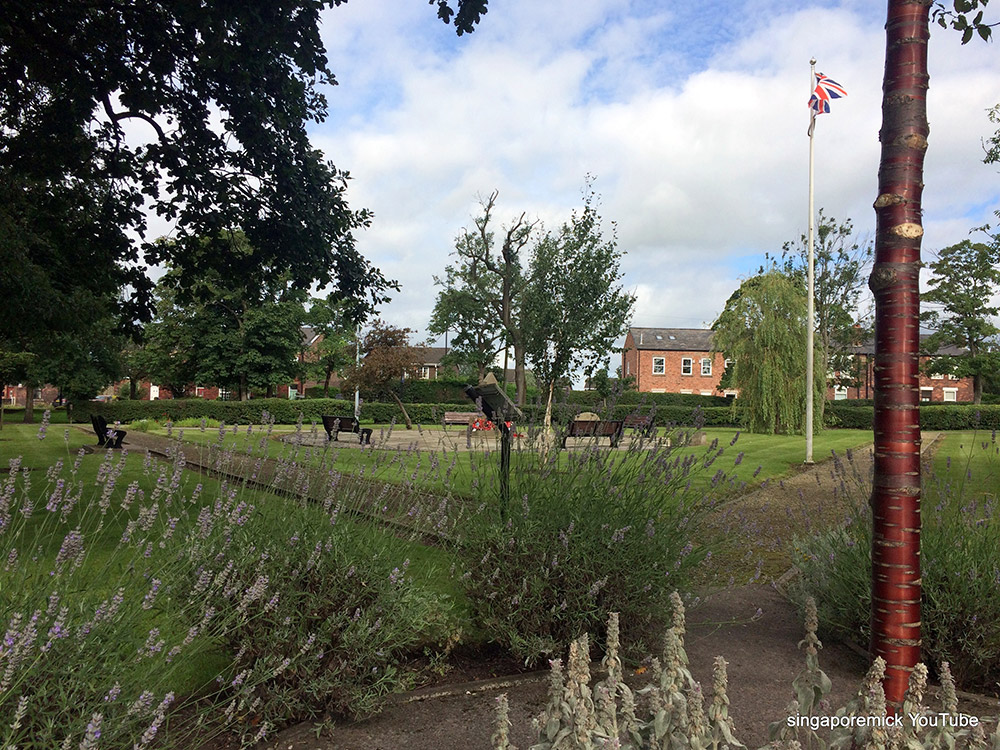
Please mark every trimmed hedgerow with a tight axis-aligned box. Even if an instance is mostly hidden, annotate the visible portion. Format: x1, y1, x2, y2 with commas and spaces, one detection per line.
824, 402, 1000, 431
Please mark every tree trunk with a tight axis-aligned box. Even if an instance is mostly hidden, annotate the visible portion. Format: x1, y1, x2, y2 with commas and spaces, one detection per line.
129, 377, 138, 400
323, 371, 331, 398
869, 0, 928, 709
266, 384, 274, 398
389, 390, 413, 429
973, 373, 983, 405
240, 373, 249, 401
513, 341, 527, 407
22, 381, 35, 423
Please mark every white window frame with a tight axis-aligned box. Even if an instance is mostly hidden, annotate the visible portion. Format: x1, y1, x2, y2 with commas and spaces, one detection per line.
681, 357, 693, 376
942, 387, 958, 403
652, 357, 665, 375
700, 358, 712, 376
680, 389, 693, 395
919, 387, 933, 403
834, 386, 849, 401
930, 372, 944, 380
419, 365, 433, 380
700, 390, 713, 396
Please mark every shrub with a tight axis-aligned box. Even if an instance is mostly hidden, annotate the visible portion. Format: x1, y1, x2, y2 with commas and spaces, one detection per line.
0, 424, 452, 747
792, 434, 1000, 691
453, 430, 729, 664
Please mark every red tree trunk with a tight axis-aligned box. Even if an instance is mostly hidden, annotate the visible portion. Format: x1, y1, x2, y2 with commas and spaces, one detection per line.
869, 0, 928, 708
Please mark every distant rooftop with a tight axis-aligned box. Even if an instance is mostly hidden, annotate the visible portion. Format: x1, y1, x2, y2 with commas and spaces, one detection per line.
627, 327, 714, 352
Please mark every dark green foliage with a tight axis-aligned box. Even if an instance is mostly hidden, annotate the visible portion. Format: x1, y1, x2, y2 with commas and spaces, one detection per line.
523, 183, 636, 397
824, 402, 1000, 430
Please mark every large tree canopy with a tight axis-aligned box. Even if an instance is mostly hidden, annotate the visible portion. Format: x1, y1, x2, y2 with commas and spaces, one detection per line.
0, 0, 485, 321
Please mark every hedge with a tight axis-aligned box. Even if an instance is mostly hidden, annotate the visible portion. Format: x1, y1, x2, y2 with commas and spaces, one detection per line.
77, 396, 1000, 432
824, 402, 1000, 431
78, 398, 485, 426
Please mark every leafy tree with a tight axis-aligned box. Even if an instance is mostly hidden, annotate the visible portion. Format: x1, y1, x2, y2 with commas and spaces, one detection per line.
428, 230, 508, 382
523, 186, 635, 410
139, 281, 201, 399
986, 103, 1000, 166
430, 192, 536, 404
920, 239, 1000, 403
712, 271, 823, 435
0, 2, 484, 416
869, 0, 994, 705
343, 322, 424, 429
778, 210, 873, 423
306, 295, 357, 398
143, 233, 309, 400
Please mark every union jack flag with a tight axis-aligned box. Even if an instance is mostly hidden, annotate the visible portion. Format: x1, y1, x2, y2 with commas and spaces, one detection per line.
809, 73, 847, 115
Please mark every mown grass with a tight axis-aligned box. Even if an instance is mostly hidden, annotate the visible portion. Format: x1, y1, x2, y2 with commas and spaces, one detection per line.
128, 419, 873, 498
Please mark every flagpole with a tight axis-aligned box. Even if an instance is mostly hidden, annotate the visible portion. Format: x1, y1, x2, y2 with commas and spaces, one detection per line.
805, 57, 817, 465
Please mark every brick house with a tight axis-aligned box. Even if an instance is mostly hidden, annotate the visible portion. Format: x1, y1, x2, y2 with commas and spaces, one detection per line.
3, 384, 60, 407
416, 347, 460, 380
622, 328, 732, 396
828, 337, 974, 403
623, 326, 975, 403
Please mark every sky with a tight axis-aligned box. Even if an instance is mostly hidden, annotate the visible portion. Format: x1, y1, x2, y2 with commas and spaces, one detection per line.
300, 0, 999, 356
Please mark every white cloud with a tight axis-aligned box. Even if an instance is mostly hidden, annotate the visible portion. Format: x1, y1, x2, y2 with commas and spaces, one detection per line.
307, 0, 1000, 345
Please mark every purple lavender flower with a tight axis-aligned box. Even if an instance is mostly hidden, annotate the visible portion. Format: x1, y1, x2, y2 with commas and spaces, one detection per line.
37, 410, 51, 440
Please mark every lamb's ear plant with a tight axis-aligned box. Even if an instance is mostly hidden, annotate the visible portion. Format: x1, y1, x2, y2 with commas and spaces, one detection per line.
499, 596, 1000, 750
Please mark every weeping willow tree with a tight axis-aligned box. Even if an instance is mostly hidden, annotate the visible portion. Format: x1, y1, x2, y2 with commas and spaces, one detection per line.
712, 271, 824, 434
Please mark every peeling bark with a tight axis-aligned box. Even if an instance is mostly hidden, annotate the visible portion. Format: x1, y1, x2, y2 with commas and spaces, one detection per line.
869, 0, 929, 709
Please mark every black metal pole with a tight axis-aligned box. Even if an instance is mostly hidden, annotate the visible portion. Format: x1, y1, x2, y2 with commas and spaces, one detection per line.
500, 420, 511, 520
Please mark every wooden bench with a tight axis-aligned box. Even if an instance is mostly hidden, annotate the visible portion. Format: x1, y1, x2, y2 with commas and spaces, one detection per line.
90, 414, 126, 449
321, 415, 372, 444
623, 414, 656, 437
442, 411, 477, 426
562, 419, 624, 448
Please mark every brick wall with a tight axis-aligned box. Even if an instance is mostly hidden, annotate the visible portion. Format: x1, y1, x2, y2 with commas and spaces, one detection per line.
632, 350, 727, 395
826, 354, 975, 402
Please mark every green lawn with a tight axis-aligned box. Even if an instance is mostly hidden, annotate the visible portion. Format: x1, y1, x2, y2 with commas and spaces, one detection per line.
927, 429, 1000, 504
127, 420, 874, 500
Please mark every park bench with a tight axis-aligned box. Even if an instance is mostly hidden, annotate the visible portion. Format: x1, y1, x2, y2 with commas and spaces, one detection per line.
321, 415, 372, 444
623, 414, 656, 437
442, 411, 477, 426
90, 414, 127, 449
562, 418, 624, 448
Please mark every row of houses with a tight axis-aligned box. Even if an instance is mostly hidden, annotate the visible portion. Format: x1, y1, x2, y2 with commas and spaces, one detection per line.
4, 325, 974, 407
1, 335, 458, 406
622, 327, 974, 402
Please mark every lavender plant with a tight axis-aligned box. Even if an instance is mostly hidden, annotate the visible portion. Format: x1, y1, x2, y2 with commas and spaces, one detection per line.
455, 430, 728, 664
0, 420, 456, 748
793, 432, 1000, 691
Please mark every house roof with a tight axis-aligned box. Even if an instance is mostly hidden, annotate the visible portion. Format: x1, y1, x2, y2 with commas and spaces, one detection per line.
300, 326, 322, 347
421, 347, 449, 365
848, 335, 966, 357
627, 327, 715, 352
